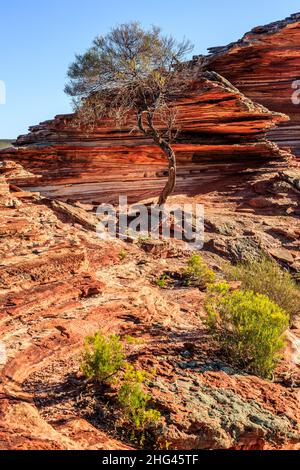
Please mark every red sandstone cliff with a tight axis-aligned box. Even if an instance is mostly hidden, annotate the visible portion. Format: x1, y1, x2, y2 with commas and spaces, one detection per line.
1, 15, 300, 451
2, 16, 300, 204
1, 73, 288, 204
195, 13, 300, 157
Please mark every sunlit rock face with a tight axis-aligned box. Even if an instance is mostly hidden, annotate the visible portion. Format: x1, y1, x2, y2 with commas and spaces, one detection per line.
0, 16, 300, 451
196, 13, 300, 156
0, 170, 299, 450
0, 73, 287, 204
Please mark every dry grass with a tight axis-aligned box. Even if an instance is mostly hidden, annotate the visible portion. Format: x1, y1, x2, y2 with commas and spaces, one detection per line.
0, 140, 13, 149
225, 258, 300, 322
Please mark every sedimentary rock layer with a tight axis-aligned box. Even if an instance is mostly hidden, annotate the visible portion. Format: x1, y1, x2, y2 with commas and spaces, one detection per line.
0, 170, 299, 450
196, 13, 300, 156
1, 73, 287, 204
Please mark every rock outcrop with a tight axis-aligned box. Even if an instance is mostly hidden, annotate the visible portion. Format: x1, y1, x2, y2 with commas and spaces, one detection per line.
1, 13, 300, 451
0, 170, 299, 450
1, 73, 288, 204
195, 13, 300, 157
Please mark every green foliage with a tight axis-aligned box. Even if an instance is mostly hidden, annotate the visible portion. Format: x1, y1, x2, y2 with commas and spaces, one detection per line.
65, 22, 193, 103
184, 254, 216, 288
125, 335, 144, 345
155, 274, 170, 288
225, 258, 300, 320
205, 283, 289, 378
80, 332, 125, 383
80, 332, 161, 448
138, 234, 152, 242
119, 250, 127, 261
65, 23, 194, 205
118, 365, 161, 435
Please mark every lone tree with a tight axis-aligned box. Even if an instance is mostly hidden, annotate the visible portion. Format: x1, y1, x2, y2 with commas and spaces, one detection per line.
65, 22, 193, 205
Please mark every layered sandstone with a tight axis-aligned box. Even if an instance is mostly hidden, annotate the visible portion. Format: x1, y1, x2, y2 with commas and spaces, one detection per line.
195, 13, 300, 156
0, 169, 299, 450
1, 73, 288, 204
1, 14, 300, 451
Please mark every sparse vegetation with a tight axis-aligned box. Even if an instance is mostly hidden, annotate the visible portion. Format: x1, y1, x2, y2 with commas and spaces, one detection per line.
118, 365, 161, 444
65, 22, 193, 205
155, 256, 216, 290
119, 250, 128, 261
205, 282, 289, 378
155, 274, 170, 288
80, 332, 125, 383
138, 234, 152, 243
80, 332, 161, 447
0, 140, 13, 149
125, 335, 144, 345
183, 254, 216, 289
225, 258, 300, 321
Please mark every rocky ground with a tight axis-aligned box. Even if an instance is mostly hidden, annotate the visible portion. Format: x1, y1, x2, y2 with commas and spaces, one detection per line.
0, 158, 299, 450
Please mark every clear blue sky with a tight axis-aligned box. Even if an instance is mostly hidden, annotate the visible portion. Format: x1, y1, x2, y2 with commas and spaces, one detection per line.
0, 0, 299, 138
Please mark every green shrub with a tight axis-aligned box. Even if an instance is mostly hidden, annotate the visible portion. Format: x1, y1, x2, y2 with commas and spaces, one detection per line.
81, 332, 125, 383
184, 254, 216, 288
225, 258, 300, 321
119, 250, 128, 261
118, 365, 161, 436
125, 335, 144, 345
155, 274, 170, 288
205, 282, 289, 378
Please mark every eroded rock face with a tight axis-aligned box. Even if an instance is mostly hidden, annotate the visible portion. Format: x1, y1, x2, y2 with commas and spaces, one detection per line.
1, 14, 300, 451
196, 13, 300, 157
0, 73, 287, 204
0, 166, 299, 450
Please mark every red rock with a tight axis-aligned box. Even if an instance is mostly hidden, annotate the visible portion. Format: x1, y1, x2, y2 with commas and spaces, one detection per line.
54, 419, 133, 450
0, 74, 287, 205
268, 247, 295, 264
0, 176, 299, 450
248, 197, 273, 208
0, 16, 300, 452
198, 13, 300, 157
0, 246, 87, 291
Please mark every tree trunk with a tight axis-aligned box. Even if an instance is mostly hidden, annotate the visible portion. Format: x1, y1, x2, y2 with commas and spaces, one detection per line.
157, 141, 177, 206
138, 111, 177, 206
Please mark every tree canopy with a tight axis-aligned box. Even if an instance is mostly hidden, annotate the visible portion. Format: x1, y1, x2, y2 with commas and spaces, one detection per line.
65, 22, 193, 204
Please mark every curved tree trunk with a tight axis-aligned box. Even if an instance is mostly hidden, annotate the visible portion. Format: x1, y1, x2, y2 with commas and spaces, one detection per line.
157, 141, 177, 206
138, 111, 177, 206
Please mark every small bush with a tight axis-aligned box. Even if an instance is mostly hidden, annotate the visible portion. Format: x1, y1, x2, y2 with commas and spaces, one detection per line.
155, 274, 170, 288
225, 258, 300, 321
81, 332, 125, 383
125, 335, 144, 345
205, 282, 289, 378
119, 250, 128, 261
118, 365, 161, 437
184, 254, 216, 288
